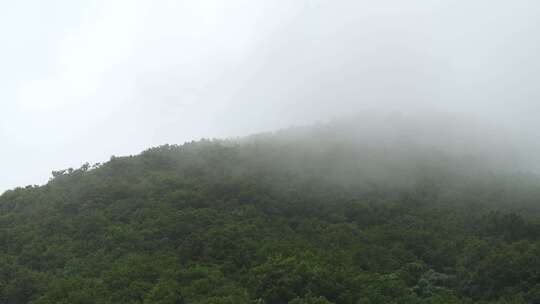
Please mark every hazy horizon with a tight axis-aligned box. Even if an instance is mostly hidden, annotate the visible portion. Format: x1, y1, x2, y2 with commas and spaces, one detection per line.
2, 0, 540, 192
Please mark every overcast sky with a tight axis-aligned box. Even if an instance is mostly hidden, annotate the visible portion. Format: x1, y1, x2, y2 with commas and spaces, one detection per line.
1, 0, 539, 192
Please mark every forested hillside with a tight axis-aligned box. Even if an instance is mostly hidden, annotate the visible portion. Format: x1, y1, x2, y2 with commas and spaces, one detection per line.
1, 120, 540, 303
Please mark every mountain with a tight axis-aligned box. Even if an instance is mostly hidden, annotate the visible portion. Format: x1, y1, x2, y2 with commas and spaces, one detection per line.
1, 117, 540, 303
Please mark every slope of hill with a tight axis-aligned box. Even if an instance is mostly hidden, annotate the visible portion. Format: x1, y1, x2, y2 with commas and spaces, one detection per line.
1, 118, 540, 303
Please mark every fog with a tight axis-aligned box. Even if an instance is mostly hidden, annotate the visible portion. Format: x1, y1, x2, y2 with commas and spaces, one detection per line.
1, 0, 540, 192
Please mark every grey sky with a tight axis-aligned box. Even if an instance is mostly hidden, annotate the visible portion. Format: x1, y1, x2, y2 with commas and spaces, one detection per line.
1, 0, 539, 192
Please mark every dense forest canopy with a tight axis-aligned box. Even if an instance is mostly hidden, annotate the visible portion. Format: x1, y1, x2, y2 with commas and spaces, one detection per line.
1, 117, 540, 303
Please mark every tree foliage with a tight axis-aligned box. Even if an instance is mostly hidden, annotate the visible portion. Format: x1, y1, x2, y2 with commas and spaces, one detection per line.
1, 126, 540, 303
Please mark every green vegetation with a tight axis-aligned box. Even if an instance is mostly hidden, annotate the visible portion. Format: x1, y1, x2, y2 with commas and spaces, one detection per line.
1, 124, 540, 303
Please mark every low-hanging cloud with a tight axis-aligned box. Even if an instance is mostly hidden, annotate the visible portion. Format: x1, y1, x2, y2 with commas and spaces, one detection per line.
1, 0, 539, 191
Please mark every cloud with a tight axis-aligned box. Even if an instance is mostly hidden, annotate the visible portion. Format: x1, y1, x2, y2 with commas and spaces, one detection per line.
1, 0, 540, 191
16, 0, 143, 112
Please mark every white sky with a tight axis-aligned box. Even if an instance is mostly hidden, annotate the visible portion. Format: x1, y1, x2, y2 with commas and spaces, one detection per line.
1, 0, 540, 192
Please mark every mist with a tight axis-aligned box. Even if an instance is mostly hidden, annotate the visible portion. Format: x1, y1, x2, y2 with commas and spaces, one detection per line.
2, 0, 540, 192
